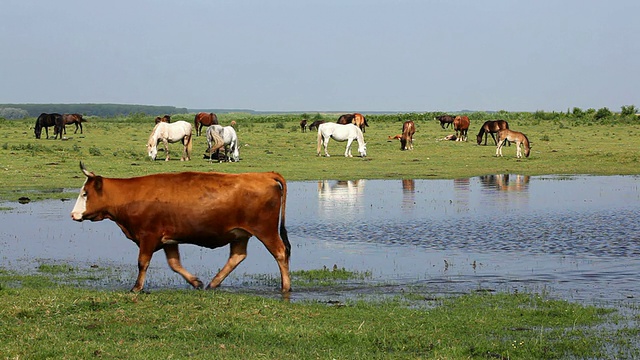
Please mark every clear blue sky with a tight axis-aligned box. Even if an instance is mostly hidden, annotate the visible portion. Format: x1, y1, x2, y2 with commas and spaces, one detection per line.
1, 0, 638, 112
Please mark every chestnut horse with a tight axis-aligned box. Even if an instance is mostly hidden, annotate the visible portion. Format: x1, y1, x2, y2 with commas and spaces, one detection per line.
453, 116, 470, 142
62, 113, 86, 134
476, 120, 509, 145
496, 129, 530, 158
400, 120, 415, 150
194, 112, 218, 136
155, 115, 171, 124
337, 113, 369, 133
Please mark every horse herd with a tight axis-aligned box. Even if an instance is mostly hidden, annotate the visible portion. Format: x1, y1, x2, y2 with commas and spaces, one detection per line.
33, 111, 530, 161
310, 112, 530, 158
34, 113, 86, 139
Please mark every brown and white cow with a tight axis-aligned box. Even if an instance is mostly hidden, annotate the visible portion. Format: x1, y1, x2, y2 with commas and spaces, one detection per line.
70, 162, 291, 293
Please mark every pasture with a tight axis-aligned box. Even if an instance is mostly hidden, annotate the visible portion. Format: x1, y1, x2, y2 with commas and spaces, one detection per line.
0, 112, 638, 201
1, 111, 639, 358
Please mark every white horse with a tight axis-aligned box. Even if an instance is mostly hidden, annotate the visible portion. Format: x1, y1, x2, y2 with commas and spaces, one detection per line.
147, 120, 193, 161
317, 123, 367, 157
206, 125, 239, 162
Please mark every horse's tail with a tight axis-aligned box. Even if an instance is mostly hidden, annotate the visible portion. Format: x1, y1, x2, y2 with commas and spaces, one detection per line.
184, 133, 193, 160
316, 127, 323, 156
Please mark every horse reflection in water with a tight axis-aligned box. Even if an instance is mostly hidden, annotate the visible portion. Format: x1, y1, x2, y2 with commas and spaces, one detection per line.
402, 179, 415, 210
480, 174, 530, 192
317, 180, 366, 219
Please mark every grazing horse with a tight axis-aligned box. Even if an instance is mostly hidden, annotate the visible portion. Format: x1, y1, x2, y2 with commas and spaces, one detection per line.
400, 120, 415, 150
300, 119, 307, 132
154, 115, 171, 124
62, 114, 86, 134
194, 112, 218, 136
435, 114, 455, 129
147, 120, 193, 161
453, 116, 470, 142
317, 123, 367, 158
337, 113, 368, 133
34, 113, 63, 139
308, 120, 325, 131
477, 120, 509, 145
496, 129, 530, 158
206, 125, 240, 162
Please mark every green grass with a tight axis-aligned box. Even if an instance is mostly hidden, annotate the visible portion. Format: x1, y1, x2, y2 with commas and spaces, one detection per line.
1, 270, 638, 359
1, 112, 639, 358
0, 113, 638, 201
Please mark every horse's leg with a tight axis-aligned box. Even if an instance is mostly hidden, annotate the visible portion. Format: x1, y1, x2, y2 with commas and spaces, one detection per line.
490, 133, 496, 146
163, 139, 170, 161
163, 244, 203, 289
516, 141, 522, 158
324, 137, 331, 157
496, 140, 503, 157
345, 138, 354, 157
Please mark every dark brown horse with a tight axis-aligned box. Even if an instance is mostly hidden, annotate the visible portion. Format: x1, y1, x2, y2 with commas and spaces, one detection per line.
62, 113, 86, 134
436, 114, 455, 129
194, 112, 218, 136
476, 120, 509, 145
34, 113, 64, 139
337, 113, 369, 133
400, 120, 415, 150
453, 116, 470, 142
308, 120, 325, 131
154, 115, 171, 124
300, 119, 307, 132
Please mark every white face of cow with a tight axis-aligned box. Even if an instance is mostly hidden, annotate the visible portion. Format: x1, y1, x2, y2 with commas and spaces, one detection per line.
70, 177, 89, 222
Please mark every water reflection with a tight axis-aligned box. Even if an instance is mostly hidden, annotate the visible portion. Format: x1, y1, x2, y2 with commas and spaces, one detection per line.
1, 175, 639, 305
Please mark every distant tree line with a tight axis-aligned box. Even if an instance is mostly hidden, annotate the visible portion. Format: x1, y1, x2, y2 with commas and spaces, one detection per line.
0, 103, 188, 118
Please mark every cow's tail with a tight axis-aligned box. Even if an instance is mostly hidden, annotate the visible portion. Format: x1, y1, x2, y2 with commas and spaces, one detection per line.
274, 173, 290, 259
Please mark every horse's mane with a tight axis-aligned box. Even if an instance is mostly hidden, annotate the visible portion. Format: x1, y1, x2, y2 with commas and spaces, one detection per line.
147, 122, 162, 145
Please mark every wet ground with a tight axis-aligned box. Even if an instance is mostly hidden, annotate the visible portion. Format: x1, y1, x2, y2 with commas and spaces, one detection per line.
1, 174, 639, 306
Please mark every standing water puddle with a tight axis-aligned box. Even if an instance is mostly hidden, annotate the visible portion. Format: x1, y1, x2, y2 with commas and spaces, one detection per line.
1, 175, 639, 305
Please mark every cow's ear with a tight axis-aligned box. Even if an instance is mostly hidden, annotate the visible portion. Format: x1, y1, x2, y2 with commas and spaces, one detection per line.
94, 176, 103, 193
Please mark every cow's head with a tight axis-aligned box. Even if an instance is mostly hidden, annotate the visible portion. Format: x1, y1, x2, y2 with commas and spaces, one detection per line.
70, 162, 104, 222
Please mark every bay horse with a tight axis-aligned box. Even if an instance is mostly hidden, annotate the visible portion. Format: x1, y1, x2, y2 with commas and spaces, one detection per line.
400, 120, 415, 150
154, 115, 171, 124
34, 113, 63, 139
436, 114, 455, 129
194, 112, 218, 136
300, 119, 307, 132
317, 123, 367, 157
147, 120, 193, 161
476, 120, 509, 145
206, 125, 240, 162
453, 116, 470, 142
308, 120, 325, 131
496, 129, 530, 158
337, 113, 369, 133
62, 113, 86, 134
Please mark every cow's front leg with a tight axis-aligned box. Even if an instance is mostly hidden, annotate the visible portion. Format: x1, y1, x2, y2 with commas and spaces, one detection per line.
132, 245, 154, 292
206, 238, 249, 290
163, 244, 203, 289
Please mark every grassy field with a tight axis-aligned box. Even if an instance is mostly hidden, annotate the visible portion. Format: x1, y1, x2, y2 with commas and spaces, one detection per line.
0, 112, 638, 202
1, 112, 639, 358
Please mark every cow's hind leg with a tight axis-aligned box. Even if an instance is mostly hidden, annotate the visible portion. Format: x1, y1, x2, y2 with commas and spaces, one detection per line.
257, 233, 291, 293
164, 244, 203, 289
206, 238, 249, 290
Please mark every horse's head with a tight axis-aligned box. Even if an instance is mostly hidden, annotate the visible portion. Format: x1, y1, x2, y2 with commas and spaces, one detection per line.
476, 134, 483, 145
147, 142, 157, 160
358, 142, 367, 157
